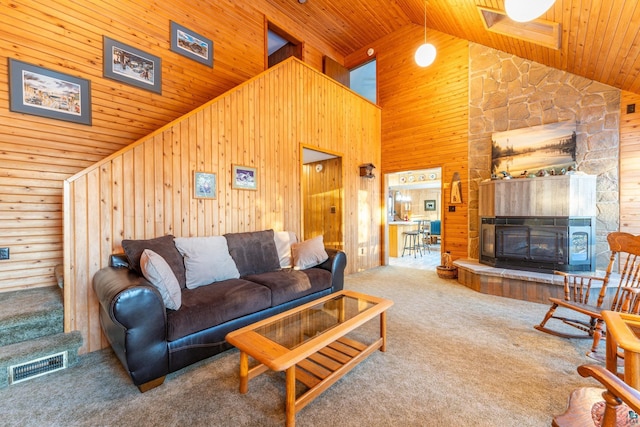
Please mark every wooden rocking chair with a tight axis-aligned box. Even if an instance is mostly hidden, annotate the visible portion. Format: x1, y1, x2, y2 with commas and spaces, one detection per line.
535, 232, 640, 356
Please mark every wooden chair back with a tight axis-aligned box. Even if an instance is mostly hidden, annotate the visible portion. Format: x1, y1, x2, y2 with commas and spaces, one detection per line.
604, 232, 640, 313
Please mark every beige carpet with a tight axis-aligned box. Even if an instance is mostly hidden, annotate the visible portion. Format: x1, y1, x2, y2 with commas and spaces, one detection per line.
0, 266, 600, 426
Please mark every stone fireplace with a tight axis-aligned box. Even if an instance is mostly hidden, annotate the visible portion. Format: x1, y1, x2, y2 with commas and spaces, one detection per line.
467, 43, 620, 271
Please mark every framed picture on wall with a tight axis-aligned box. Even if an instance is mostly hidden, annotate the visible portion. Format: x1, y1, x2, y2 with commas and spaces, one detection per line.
232, 165, 257, 190
424, 200, 436, 211
170, 21, 214, 68
8, 59, 92, 125
194, 171, 216, 199
103, 36, 162, 94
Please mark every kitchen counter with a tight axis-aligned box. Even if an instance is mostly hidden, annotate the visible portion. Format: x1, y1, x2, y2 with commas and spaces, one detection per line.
389, 222, 419, 257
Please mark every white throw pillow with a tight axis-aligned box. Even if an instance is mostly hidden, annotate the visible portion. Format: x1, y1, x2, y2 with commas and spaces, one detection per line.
174, 236, 240, 289
273, 231, 298, 268
291, 235, 329, 270
140, 249, 182, 310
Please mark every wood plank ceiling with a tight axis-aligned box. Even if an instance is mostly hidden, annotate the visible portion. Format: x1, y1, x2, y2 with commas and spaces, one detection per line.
266, 0, 640, 94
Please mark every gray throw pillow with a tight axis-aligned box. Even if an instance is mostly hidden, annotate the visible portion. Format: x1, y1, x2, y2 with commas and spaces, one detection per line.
291, 235, 329, 269
140, 249, 182, 310
174, 236, 240, 289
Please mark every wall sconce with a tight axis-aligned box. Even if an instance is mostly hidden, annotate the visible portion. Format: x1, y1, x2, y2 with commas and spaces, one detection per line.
359, 163, 376, 179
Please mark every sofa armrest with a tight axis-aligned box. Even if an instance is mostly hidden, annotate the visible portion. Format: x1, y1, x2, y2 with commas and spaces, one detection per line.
93, 266, 169, 389
316, 248, 347, 291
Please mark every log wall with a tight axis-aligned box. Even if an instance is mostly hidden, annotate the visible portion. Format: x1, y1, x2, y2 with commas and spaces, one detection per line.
64, 58, 381, 354
0, 0, 342, 293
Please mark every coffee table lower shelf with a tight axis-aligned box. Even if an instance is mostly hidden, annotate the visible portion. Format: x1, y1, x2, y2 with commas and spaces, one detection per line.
241, 335, 384, 426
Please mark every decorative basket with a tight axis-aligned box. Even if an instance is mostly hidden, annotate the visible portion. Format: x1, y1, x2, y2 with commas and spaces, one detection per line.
436, 265, 458, 279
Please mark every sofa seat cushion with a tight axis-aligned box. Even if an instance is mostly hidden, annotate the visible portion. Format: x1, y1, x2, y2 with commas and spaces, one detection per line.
166, 278, 271, 341
244, 268, 332, 306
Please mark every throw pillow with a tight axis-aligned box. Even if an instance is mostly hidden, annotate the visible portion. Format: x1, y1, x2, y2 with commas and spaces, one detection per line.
174, 236, 240, 289
273, 231, 298, 268
121, 235, 186, 288
291, 235, 329, 270
140, 249, 182, 310
591, 400, 638, 426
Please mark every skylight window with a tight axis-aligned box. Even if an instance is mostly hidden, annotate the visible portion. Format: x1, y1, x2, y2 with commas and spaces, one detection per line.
478, 6, 561, 50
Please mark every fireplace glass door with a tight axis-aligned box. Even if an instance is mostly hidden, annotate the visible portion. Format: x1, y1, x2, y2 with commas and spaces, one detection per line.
496, 225, 568, 264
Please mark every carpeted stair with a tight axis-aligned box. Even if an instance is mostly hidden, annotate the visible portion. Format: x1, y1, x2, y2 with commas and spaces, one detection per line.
0, 286, 82, 388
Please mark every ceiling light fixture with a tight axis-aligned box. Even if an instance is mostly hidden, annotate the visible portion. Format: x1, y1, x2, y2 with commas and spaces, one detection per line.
414, 1, 436, 67
504, 0, 556, 23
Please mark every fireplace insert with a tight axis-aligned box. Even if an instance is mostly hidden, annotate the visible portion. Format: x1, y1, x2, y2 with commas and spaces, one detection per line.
480, 217, 595, 273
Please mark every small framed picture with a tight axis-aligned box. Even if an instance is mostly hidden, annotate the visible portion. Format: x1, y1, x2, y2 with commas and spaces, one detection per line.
232, 165, 257, 190
170, 21, 213, 68
424, 200, 436, 211
194, 171, 216, 199
103, 36, 162, 94
8, 59, 92, 125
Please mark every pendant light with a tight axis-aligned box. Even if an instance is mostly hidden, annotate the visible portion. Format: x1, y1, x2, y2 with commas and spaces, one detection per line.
504, 0, 556, 23
414, 1, 436, 67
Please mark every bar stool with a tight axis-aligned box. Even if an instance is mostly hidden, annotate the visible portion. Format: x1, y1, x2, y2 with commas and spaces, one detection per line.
401, 223, 422, 258
417, 220, 431, 254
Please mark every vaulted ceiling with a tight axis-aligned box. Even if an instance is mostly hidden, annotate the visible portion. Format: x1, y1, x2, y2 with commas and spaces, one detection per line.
266, 0, 640, 94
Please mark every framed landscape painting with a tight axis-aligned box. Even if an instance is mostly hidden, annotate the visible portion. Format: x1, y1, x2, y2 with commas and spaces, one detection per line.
8, 59, 92, 125
103, 36, 162, 94
491, 121, 577, 176
232, 165, 257, 190
170, 21, 213, 67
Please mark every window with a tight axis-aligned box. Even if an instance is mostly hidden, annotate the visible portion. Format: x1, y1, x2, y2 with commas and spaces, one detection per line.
350, 60, 376, 103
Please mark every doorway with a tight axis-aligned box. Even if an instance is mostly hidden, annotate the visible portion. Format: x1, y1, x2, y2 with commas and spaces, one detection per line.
301, 147, 343, 250
385, 167, 442, 269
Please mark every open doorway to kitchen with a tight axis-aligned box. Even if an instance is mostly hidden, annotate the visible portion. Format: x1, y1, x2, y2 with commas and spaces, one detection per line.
385, 167, 442, 270
301, 147, 343, 250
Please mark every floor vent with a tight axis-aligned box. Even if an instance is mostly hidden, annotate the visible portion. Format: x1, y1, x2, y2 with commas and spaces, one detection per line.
9, 351, 67, 384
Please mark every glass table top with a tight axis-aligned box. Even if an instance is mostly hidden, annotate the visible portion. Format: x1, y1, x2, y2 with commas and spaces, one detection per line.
253, 294, 376, 350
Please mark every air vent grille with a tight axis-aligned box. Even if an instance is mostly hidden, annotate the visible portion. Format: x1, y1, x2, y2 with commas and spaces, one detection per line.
9, 351, 67, 384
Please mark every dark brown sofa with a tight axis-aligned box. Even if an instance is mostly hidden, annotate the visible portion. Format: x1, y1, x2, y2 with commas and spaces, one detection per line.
92, 230, 346, 391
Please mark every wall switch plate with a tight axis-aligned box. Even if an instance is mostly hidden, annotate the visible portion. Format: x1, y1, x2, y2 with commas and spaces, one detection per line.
448, 206, 456, 212
0, 248, 9, 260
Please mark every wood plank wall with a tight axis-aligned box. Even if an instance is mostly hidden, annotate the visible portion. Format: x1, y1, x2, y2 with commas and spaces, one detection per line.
64, 58, 381, 354
346, 26, 470, 262
0, 0, 343, 293
620, 91, 640, 235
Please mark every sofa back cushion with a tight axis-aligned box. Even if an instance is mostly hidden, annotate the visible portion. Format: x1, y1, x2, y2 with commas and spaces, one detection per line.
122, 235, 187, 288
224, 230, 281, 276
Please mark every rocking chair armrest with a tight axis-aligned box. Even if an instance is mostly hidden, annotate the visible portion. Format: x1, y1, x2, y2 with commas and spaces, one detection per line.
554, 271, 607, 300
577, 364, 640, 412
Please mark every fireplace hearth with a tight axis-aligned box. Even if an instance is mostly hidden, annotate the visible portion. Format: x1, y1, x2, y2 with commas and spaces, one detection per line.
478, 174, 597, 274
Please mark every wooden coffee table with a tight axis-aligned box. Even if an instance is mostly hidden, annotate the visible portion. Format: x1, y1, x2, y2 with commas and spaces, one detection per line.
225, 290, 393, 426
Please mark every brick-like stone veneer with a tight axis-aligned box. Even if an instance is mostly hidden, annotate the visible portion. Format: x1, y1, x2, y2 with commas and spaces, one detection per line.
467, 43, 620, 270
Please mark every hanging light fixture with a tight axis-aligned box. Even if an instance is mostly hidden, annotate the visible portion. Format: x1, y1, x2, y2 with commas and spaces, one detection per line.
504, 0, 556, 23
414, 1, 436, 67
